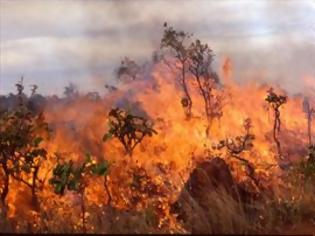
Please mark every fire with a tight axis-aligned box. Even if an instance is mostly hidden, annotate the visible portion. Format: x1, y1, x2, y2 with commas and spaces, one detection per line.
1, 57, 315, 233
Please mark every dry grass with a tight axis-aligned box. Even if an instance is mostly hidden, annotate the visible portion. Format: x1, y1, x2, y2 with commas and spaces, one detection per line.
2, 165, 315, 234
173, 172, 315, 234
174, 187, 253, 234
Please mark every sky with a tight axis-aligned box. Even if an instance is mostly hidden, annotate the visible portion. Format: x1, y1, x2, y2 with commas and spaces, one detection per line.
0, 0, 315, 96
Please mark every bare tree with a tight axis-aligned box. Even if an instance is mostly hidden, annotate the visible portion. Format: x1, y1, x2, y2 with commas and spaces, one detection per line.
265, 88, 287, 158
161, 23, 193, 119
188, 39, 223, 135
303, 97, 315, 146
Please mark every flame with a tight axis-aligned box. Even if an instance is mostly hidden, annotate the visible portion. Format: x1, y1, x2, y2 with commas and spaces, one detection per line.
2, 59, 315, 232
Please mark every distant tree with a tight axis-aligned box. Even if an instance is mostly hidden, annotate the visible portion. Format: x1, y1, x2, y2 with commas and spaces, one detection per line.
49, 154, 109, 232
30, 84, 38, 97
103, 108, 157, 156
160, 22, 193, 119
152, 50, 163, 64
104, 84, 118, 93
265, 88, 287, 158
303, 97, 315, 146
0, 80, 49, 210
85, 92, 101, 101
64, 83, 79, 100
188, 39, 223, 135
116, 57, 141, 83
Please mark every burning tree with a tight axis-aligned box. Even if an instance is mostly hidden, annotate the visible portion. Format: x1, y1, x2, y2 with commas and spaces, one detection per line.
188, 39, 223, 135
216, 118, 259, 187
0, 80, 49, 209
103, 108, 157, 156
303, 97, 315, 146
49, 154, 109, 232
160, 22, 193, 119
265, 88, 287, 158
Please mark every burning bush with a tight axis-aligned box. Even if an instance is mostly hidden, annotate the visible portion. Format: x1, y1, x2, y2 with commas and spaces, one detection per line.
103, 108, 157, 156
49, 154, 109, 232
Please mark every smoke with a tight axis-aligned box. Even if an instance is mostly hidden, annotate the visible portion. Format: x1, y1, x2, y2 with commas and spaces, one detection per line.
1, 0, 314, 95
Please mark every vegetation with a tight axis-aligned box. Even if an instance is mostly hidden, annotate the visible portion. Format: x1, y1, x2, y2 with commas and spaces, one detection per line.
303, 97, 315, 145
103, 108, 157, 156
116, 57, 141, 83
215, 119, 259, 187
161, 23, 193, 119
265, 88, 287, 158
0, 23, 315, 235
188, 38, 223, 135
49, 154, 109, 232
0, 79, 49, 210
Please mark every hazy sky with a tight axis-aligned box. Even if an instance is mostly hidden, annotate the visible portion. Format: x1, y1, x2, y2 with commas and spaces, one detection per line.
1, 0, 315, 95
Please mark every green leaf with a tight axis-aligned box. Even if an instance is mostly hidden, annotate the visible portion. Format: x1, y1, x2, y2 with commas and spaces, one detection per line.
85, 153, 92, 163
21, 164, 31, 173
102, 133, 112, 142
33, 136, 43, 147
67, 179, 79, 192
91, 160, 109, 176
55, 183, 64, 194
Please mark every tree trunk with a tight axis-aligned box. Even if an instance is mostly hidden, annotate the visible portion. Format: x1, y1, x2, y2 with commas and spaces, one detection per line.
273, 109, 282, 157
31, 167, 39, 211
308, 113, 312, 146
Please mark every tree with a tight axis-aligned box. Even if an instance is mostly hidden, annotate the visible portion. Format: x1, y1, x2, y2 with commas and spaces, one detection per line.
30, 85, 38, 97
215, 118, 259, 187
116, 57, 141, 83
104, 84, 118, 93
161, 23, 193, 119
188, 39, 223, 135
64, 83, 79, 100
265, 88, 287, 158
49, 154, 109, 232
303, 97, 315, 146
85, 92, 101, 101
0, 80, 49, 209
103, 108, 157, 156
299, 145, 315, 181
